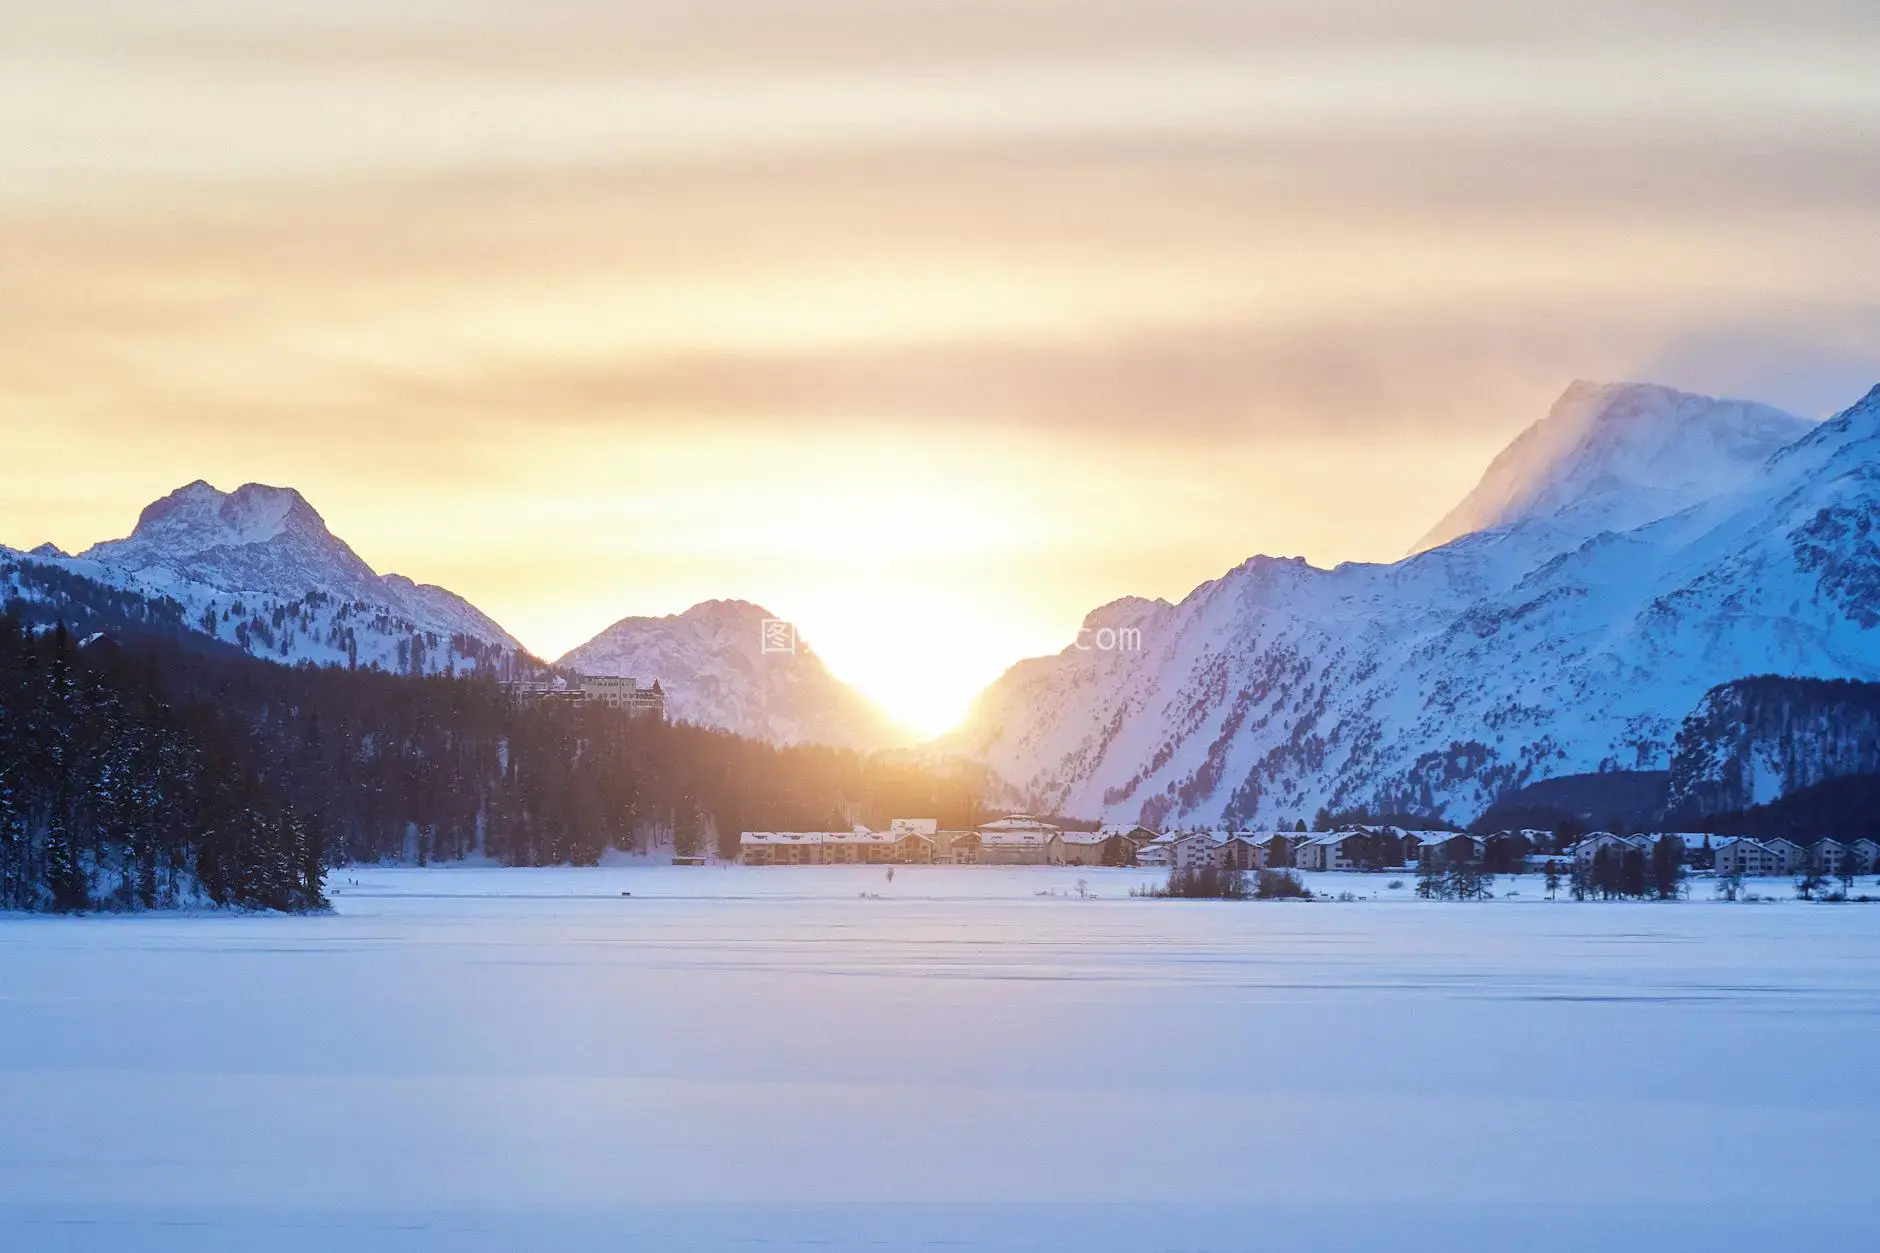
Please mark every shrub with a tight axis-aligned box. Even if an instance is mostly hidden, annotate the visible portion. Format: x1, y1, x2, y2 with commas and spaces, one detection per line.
1254, 869, 1312, 900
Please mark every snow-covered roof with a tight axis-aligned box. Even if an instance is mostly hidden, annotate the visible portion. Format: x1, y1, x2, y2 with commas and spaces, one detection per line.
1415, 831, 1467, 847
741, 829, 932, 847
980, 830, 1059, 847
1712, 836, 1767, 850
979, 814, 1061, 834
740, 831, 836, 846
889, 818, 938, 836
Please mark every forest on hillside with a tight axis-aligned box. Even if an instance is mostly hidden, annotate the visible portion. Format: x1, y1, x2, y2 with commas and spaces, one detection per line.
0, 615, 986, 913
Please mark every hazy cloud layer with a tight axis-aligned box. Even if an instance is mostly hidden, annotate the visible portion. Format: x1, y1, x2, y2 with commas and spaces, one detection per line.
3, 0, 1876, 729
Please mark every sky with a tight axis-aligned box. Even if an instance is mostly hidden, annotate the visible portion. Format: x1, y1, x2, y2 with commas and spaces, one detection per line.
3, 2, 1878, 736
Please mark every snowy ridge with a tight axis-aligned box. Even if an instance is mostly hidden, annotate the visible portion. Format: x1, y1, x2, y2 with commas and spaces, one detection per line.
1412, 381, 1813, 553
557, 599, 909, 751
960, 381, 1880, 827
7, 481, 525, 676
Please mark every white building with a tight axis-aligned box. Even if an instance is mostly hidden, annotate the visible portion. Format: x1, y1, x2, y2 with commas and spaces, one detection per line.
1169, 833, 1225, 873
576, 673, 666, 717
977, 814, 1065, 865
979, 830, 1065, 865
740, 827, 932, 865
1293, 831, 1372, 872
1712, 837, 1776, 877
1761, 838, 1807, 874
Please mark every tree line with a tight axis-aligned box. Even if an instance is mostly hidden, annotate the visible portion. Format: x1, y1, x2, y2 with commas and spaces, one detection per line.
0, 614, 985, 912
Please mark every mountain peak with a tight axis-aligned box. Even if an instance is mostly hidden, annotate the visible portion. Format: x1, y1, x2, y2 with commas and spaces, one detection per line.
1412, 381, 1813, 553
82, 479, 387, 607
122, 480, 324, 551
678, 598, 776, 624
557, 602, 907, 751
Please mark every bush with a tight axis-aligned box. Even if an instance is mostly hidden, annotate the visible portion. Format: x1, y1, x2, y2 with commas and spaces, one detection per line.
1254, 869, 1312, 900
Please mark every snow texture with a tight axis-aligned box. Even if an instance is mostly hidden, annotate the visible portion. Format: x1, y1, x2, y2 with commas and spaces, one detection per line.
3, 480, 521, 676
558, 598, 908, 750
2, 865, 1877, 1251
960, 382, 1880, 827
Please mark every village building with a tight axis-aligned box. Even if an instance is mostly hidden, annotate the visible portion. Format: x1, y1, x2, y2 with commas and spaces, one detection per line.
1713, 837, 1777, 877
978, 829, 1065, 865
1294, 829, 1408, 871
973, 815, 1064, 865
935, 830, 980, 864
1060, 829, 1142, 866
1761, 838, 1807, 874
1850, 839, 1880, 874
1217, 833, 1267, 871
576, 674, 666, 718
1291, 832, 1343, 872
1417, 832, 1483, 866
1569, 832, 1633, 866
1135, 831, 1186, 866
739, 826, 934, 866
1810, 838, 1849, 875
739, 831, 828, 866
1170, 832, 1226, 873
819, 827, 935, 864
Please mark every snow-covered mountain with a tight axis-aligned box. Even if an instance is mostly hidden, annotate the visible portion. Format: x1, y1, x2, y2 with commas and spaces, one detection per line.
1413, 381, 1813, 553
957, 380, 1880, 828
558, 600, 909, 751
4, 480, 524, 675
1666, 677, 1880, 818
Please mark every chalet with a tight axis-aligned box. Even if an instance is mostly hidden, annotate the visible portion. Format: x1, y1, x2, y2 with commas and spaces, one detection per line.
1417, 832, 1483, 866
1850, 839, 1879, 874
1293, 828, 1407, 871
978, 814, 1066, 865
1170, 832, 1226, 873
1136, 831, 1186, 866
1261, 832, 1299, 868
1061, 829, 1142, 866
979, 830, 1065, 865
1217, 833, 1267, 871
1569, 832, 1632, 866
1761, 838, 1808, 874
1810, 838, 1849, 875
1713, 837, 1777, 877
1291, 832, 1346, 872
1479, 829, 1538, 871
934, 830, 980, 864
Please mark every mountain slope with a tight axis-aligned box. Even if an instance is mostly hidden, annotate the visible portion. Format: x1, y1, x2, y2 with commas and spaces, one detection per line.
1413, 381, 1813, 553
1666, 676, 1880, 818
558, 600, 909, 751
960, 381, 1880, 828
8, 480, 525, 676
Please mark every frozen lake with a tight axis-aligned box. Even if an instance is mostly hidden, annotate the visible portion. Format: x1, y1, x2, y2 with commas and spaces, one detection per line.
4, 865, 1879, 1251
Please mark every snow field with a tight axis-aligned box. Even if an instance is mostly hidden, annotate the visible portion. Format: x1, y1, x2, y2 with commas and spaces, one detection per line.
3, 865, 1878, 1251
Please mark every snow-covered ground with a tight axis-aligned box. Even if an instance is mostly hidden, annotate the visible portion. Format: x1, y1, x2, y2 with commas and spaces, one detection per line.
5, 866, 1879, 1251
